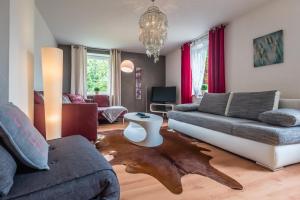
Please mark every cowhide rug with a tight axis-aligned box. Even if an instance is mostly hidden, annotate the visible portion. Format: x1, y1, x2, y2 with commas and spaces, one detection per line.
96, 128, 243, 194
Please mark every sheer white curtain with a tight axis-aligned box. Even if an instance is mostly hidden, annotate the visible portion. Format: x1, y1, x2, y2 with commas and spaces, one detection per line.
190, 36, 208, 96
71, 45, 87, 97
110, 49, 121, 106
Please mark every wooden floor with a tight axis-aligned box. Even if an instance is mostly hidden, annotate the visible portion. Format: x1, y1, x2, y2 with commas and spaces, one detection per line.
98, 121, 300, 200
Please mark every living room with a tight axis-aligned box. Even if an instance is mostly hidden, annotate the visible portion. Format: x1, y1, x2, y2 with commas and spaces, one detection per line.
0, 0, 300, 199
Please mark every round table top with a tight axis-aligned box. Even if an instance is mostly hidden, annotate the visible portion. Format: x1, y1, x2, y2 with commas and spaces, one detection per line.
124, 112, 163, 122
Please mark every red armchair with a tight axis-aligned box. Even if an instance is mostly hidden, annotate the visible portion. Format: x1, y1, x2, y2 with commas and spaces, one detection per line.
34, 92, 98, 141
89, 95, 127, 123
92, 95, 110, 107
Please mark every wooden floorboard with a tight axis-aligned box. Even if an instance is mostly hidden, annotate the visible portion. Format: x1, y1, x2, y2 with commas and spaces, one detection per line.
98, 121, 300, 200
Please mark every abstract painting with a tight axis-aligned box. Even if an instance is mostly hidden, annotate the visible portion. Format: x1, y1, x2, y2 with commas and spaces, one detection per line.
253, 30, 284, 67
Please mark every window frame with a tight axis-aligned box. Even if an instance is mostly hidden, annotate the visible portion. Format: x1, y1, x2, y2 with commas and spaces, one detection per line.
86, 52, 111, 96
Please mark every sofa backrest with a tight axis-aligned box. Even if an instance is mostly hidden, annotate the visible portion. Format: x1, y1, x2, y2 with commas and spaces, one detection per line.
279, 99, 300, 109
34, 91, 72, 104
92, 95, 110, 107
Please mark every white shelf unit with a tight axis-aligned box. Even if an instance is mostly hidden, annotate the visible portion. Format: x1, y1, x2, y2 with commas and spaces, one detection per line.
150, 103, 175, 117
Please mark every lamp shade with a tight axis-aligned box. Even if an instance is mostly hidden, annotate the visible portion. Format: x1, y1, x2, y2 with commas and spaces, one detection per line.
41, 48, 63, 140
120, 60, 134, 73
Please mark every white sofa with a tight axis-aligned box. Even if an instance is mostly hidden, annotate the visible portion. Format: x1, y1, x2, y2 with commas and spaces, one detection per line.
168, 99, 300, 171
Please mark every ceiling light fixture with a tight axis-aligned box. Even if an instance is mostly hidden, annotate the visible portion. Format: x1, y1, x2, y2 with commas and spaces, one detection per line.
139, 0, 168, 63
120, 60, 135, 73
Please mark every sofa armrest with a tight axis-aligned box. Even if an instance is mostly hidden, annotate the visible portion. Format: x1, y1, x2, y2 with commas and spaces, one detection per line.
62, 103, 98, 141
34, 103, 98, 141
34, 104, 46, 138
175, 103, 200, 112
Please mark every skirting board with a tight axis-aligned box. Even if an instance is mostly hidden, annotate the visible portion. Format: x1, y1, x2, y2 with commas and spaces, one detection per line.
168, 119, 300, 171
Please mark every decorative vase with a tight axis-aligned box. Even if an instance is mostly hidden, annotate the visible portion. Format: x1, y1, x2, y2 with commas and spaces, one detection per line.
95, 91, 99, 95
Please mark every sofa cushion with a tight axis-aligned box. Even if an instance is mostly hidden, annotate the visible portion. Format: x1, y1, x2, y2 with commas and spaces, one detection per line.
175, 104, 199, 112
168, 111, 252, 134
169, 110, 300, 145
232, 122, 300, 145
34, 92, 74, 105
0, 145, 17, 197
67, 94, 86, 104
259, 109, 300, 127
227, 90, 280, 120
0, 103, 49, 170
5, 136, 120, 200
198, 93, 230, 116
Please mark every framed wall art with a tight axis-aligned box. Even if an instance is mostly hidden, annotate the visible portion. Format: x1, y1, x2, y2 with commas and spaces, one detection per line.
253, 30, 284, 67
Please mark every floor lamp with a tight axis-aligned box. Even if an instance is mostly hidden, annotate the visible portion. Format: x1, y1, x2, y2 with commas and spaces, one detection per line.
41, 48, 63, 140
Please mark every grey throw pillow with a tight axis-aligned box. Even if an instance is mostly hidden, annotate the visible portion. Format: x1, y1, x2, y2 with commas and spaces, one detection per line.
227, 90, 280, 120
62, 95, 72, 104
198, 93, 231, 116
175, 104, 199, 112
0, 145, 17, 197
259, 109, 300, 127
0, 103, 49, 170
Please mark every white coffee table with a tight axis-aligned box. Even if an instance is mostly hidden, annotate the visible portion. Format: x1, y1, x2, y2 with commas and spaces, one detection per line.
123, 113, 163, 147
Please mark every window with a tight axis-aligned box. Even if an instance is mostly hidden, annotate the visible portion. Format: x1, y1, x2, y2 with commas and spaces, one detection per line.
190, 36, 209, 96
86, 53, 110, 95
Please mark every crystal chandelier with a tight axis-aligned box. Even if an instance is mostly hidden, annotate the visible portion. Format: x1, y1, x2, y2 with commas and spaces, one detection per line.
139, 0, 168, 63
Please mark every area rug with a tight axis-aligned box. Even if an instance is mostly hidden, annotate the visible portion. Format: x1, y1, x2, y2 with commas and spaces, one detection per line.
96, 128, 243, 194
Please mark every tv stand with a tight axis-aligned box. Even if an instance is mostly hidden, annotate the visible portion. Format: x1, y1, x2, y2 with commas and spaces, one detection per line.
150, 103, 175, 117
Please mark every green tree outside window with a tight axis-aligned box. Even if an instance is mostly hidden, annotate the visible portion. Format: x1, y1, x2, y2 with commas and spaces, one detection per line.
86, 54, 110, 94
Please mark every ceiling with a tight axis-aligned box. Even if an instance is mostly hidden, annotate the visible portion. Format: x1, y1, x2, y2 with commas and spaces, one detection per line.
36, 0, 272, 55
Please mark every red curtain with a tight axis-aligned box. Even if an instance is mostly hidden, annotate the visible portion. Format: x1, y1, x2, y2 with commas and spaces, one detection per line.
181, 43, 192, 104
208, 25, 226, 93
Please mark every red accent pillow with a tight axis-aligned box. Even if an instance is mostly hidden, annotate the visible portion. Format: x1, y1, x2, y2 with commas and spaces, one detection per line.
67, 94, 86, 104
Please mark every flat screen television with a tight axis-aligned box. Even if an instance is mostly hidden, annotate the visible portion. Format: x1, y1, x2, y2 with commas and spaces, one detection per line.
151, 87, 176, 103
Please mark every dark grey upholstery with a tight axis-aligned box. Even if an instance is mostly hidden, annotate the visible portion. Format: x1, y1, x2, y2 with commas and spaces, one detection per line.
3, 136, 119, 200
175, 103, 199, 112
0, 145, 17, 197
168, 111, 252, 134
259, 109, 300, 127
198, 93, 230, 116
232, 122, 300, 145
168, 110, 300, 145
227, 90, 279, 120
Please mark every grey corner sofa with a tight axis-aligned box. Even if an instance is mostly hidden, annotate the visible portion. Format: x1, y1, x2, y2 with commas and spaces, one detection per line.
2, 135, 120, 200
168, 93, 300, 171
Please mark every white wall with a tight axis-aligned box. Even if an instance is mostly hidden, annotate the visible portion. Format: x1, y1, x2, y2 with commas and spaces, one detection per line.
34, 7, 57, 91
9, 0, 35, 120
7, 0, 56, 119
226, 0, 300, 98
0, 0, 10, 105
166, 48, 181, 103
